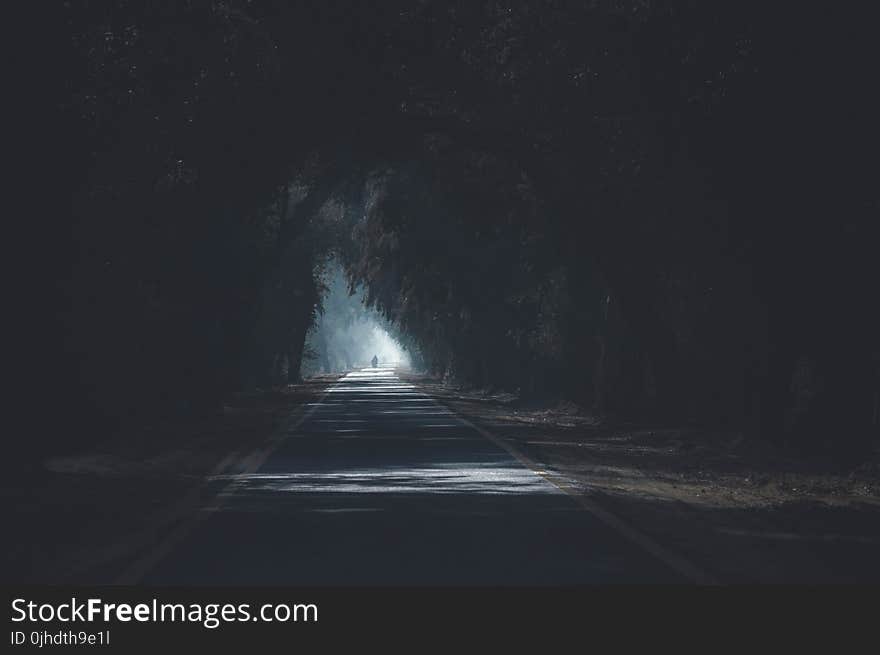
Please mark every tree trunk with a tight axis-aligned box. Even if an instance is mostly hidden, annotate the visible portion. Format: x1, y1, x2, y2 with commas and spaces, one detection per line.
286, 320, 310, 384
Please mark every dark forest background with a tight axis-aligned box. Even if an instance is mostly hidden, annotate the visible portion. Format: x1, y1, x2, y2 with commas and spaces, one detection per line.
20, 1, 879, 462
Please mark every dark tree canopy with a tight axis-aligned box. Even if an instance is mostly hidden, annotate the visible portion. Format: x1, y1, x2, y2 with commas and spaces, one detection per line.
31, 1, 880, 460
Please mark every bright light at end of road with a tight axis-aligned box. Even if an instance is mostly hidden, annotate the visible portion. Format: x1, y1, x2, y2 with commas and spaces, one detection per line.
371, 325, 410, 367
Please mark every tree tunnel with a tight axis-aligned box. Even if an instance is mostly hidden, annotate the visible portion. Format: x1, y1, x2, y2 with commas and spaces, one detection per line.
38, 1, 879, 462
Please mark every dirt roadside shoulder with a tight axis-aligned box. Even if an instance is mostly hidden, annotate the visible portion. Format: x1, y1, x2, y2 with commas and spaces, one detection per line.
2, 375, 341, 584
402, 372, 880, 583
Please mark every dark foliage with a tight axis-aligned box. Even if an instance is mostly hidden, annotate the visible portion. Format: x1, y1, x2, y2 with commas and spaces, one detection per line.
37, 1, 879, 459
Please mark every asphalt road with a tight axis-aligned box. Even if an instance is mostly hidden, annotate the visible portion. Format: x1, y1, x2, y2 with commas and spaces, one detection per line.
142, 368, 682, 584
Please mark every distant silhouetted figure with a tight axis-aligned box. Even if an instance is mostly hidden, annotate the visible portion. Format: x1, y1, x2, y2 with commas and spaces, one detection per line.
371, 354, 378, 368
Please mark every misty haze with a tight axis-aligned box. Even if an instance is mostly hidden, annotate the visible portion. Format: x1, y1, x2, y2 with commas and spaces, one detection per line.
301, 262, 412, 376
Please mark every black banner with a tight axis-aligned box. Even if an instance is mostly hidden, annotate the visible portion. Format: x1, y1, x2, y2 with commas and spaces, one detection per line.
3, 586, 875, 651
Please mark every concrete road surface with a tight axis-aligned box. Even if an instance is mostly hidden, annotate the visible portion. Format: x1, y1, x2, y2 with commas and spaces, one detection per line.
139, 369, 683, 584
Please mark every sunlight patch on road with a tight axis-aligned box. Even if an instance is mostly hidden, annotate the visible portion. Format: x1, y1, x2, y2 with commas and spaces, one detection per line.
215, 463, 562, 496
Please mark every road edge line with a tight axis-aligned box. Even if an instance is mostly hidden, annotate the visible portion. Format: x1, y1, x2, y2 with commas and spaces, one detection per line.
109, 378, 340, 585
414, 382, 719, 585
